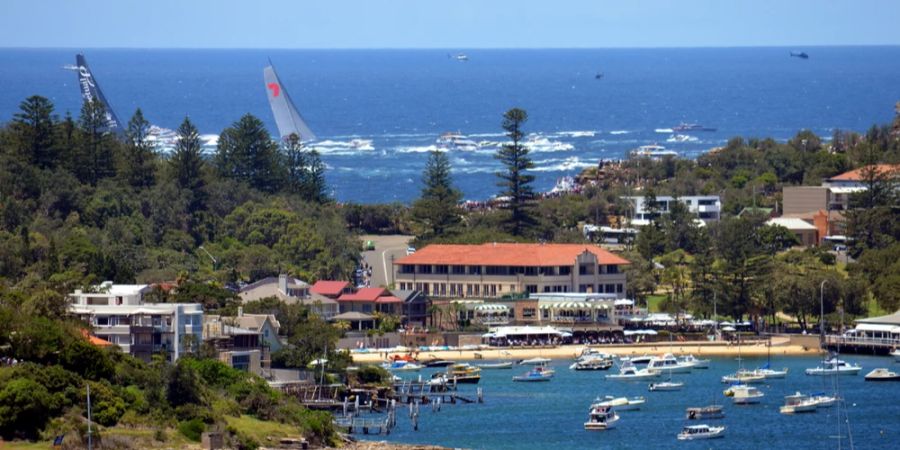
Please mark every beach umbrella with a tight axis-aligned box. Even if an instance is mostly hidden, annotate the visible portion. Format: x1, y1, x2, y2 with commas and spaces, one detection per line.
561, 331, 573, 337
624, 330, 637, 336
482, 332, 496, 338
721, 326, 736, 332
641, 329, 658, 335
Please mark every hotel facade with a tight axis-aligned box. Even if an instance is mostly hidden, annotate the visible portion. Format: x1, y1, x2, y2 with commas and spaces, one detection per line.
393, 243, 630, 299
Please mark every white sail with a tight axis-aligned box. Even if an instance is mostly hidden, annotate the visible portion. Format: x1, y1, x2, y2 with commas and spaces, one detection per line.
263, 63, 316, 142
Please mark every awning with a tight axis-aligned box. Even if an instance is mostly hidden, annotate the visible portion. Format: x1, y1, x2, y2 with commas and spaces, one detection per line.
854, 323, 898, 333
331, 311, 375, 321
475, 304, 510, 312
614, 299, 634, 306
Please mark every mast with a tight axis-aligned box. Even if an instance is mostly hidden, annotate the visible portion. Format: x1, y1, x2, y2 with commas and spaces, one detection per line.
263, 61, 317, 142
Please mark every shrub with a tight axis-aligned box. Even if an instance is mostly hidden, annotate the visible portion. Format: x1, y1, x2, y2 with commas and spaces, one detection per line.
177, 418, 205, 442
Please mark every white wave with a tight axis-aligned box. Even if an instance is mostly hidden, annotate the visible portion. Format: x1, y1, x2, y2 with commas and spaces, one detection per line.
309, 139, 375, 154
666, 134, 699, 143
609, 130, 630, 135
532, 156, 595, 172
655, 128, 674, 134
467, 132, 506, 138
396, 145, 445, 153
555, 130, 597, 138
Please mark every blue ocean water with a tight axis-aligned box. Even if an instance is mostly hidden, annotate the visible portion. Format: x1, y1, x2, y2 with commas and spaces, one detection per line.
369, 355, 899, 449
2, 48, 900, 203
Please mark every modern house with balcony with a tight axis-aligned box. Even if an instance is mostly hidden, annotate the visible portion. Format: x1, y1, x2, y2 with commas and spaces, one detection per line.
621, 195, 721, 227
203, 313, 271, 376
239, 274, 338, 320
394, 243, 630, 299
68, 282, 202, 362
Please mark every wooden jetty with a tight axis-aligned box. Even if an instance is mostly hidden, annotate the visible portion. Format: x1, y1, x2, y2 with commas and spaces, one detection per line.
824, 334, 900, 355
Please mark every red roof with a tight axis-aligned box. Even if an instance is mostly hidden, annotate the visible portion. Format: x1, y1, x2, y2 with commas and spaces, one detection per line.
375, 296, 403, 304
311, 280, 350, 296
394, 243, 630, 267
338, 287, 390, 302
828, 164, 900, 182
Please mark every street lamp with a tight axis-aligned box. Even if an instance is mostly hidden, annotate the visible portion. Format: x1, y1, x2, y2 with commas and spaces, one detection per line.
198, 245, 218, 271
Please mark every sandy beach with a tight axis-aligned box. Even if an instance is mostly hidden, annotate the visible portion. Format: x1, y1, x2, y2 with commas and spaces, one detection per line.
350, 337, 822, 363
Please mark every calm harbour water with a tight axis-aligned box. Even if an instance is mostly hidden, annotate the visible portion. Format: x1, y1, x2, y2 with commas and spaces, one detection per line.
370, 354, 899, 449
2, 47, 900, 202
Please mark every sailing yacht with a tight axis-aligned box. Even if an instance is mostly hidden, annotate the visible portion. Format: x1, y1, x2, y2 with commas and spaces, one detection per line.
70, 54, 123, 136
264, 61, 317, 142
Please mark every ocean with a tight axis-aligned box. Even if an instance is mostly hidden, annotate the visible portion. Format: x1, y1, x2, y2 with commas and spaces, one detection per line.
365, 355, 899, 449
1, 47, 900, 203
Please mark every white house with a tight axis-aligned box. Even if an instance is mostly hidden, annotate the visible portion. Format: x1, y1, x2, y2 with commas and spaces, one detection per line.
68, 282, 203, 362
239, 274, 338, 319
621, 195, 721, 227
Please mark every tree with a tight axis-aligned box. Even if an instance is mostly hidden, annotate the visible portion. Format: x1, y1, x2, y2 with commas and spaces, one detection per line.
169, 117, 207, 214
121, 108, 156, 189
495, 108, 536, 236
281, 133, 329, 203
215, 114, 283, 193
11, 95, 56, 169
303, 148, 329, 204
76, 100, 117, 186
411, 150, 463, 241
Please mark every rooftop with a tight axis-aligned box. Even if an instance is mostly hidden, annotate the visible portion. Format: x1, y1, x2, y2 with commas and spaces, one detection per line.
856, 310, 900, 326
395, 243, 630, 267
310, 280, 350, 296
766, 217, 817, 231
338, 287, 395, 302
828, 164, 900, 182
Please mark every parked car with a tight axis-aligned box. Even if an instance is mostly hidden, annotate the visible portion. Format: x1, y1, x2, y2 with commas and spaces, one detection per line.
406, 246, 416, 255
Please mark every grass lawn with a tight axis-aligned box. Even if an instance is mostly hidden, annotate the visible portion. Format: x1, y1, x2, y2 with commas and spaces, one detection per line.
225, 415, 303, 446
646, 294, 666, 313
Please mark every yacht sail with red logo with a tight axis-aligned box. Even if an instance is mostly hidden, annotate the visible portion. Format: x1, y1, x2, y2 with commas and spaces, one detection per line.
264, 61, 317, 142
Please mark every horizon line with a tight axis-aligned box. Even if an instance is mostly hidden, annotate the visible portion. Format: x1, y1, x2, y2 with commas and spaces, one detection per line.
2, 44, 900, 51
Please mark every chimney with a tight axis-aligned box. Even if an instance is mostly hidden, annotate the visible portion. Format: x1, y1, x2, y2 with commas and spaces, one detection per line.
278, 274, 288, 295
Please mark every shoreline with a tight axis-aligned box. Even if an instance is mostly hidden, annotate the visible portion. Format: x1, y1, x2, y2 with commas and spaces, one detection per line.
350, 339, 822, 363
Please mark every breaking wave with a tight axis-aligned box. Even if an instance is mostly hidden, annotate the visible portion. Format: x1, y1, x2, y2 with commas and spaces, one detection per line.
655, 128, 674, 133
609, 130, 630, 135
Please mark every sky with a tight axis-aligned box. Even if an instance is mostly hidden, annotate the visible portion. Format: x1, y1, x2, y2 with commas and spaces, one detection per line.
2, 0, 899, 49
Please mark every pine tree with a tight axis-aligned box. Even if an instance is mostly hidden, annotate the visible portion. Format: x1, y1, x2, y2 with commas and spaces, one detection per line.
495, 107, 536, 236
169, 117, 206, 213
76, 100, 117, 186
121, 109, 157, 189
303, 149, 329, 204
411, 150, 462, 239
282, 133, 308, 195
215, 114, 283, 193
12, 95, 56, 169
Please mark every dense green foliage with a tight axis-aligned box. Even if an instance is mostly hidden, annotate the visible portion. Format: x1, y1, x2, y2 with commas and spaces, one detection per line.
410, 150, 463, 242
495, 108, 537, 236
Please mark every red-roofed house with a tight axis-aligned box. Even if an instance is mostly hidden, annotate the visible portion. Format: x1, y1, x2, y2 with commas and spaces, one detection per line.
393, 243, 630, 299
337, 287, 402, 315
311, 280, 352, 299
824, 164, 900, 188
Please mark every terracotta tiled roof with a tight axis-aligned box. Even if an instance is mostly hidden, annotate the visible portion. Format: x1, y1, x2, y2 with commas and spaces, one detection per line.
828, 164, 900, 182
375, 296, 402, 304
394, 243, 630, 267
311, 280, 349, 296
338, 287, 390, 302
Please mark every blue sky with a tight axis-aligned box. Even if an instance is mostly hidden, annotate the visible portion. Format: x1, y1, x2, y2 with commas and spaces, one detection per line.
3, 0, 899, 48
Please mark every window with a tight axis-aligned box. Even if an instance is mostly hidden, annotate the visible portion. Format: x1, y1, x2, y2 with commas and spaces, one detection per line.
473, 285, 480, 296
616, 284, 623, 293
539, 267, 555, 276
435, 265, 448, 274
399, 265, 415, 274
418, 265, 432, 274
232, 354, 251, 372
490, 284, 497, 296
525, 267, 537, 276
468, 265, 482, 275
522, 308, 536, 318
579, 265, 594, 275
509, 284, 516, 292
543, 286, 551, 292
451, 265, 466, 275
607, 265, 619, 274
559, 266, 571, 276
605, 284, 615, 293
525, 285, 538, 293
486, 266, 506, 276
439, 284, 447, 296
466, 284, 473, 296
362, 304, 373, 313
97, 316, 109, 326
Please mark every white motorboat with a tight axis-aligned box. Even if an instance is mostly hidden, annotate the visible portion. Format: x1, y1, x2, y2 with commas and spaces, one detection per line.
679, 354, 710, 369
891, 348, 900, 362
686, 405, 725, 420
513, 365, 553, 382
630, 144, 679, 159
382, 361, 422, 371
592, 395, 645, 411
436, 132, 479, 151
677, 424, 726, 441
646, 353, 693, 374
620, 354, 653, 365
519, 357, 552, 365
476, 361, 514, 370
648, 381, 684, 392
809, 393, 838, 408
779, 392, 818, 414
606, 361, 662, 381
865, 367, 900, 381
729, 385, 764, 404
805, 358, 862, 376
570, 356, 614, 371
721, 369, 766, 384
754, 367, 789, 379
584, 406, 619, 431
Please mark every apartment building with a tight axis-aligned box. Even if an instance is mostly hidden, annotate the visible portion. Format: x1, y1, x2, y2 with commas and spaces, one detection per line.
394, 243, 630, 299
621, 195, 721, 226
68, 282, 202, 362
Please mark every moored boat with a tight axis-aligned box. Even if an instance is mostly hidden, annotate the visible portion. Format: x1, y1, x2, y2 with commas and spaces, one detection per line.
729, 385, 764, 404
678, 354, 710, 369
620, 354, 653, 366
592, 395, 645, 411
677, 424, 726, 440
779, 392, 818, 414
584, 405, 619, 431
648, 381, 683, 392
646, 353, 693, 374
865, 367, 900, 381
891, 348, 900, 362
513, 366, 553, 382
422, 358, 455, 367
476, 361, 514, 370
519, 357, 552, 365
446, 363, 481, 384
606, 361, 662, 381
571, 357, 614, 371
685, 405, 725, 420
721, 369, 766, 384
809, 393, 838, 408
805, 358, 862, 376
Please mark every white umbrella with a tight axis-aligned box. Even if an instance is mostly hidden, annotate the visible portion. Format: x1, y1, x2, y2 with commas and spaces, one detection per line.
561, 331, 573, 338
641, 329, 658, 335
721, 326, 736, 332
482, 332, 496, 338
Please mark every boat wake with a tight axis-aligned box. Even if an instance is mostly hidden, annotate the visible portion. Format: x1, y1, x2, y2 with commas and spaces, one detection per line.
554, 130, 597, 138
655, 128, 674, 133
532, 156, 594, 172
609, 130, 630, 135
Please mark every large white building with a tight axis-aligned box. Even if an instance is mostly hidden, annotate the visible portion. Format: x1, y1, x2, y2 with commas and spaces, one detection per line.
621, 195, 721, 226
68, 282, 203, 362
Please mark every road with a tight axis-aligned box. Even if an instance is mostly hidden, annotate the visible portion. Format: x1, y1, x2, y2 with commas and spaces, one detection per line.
359, 235, 414, 288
